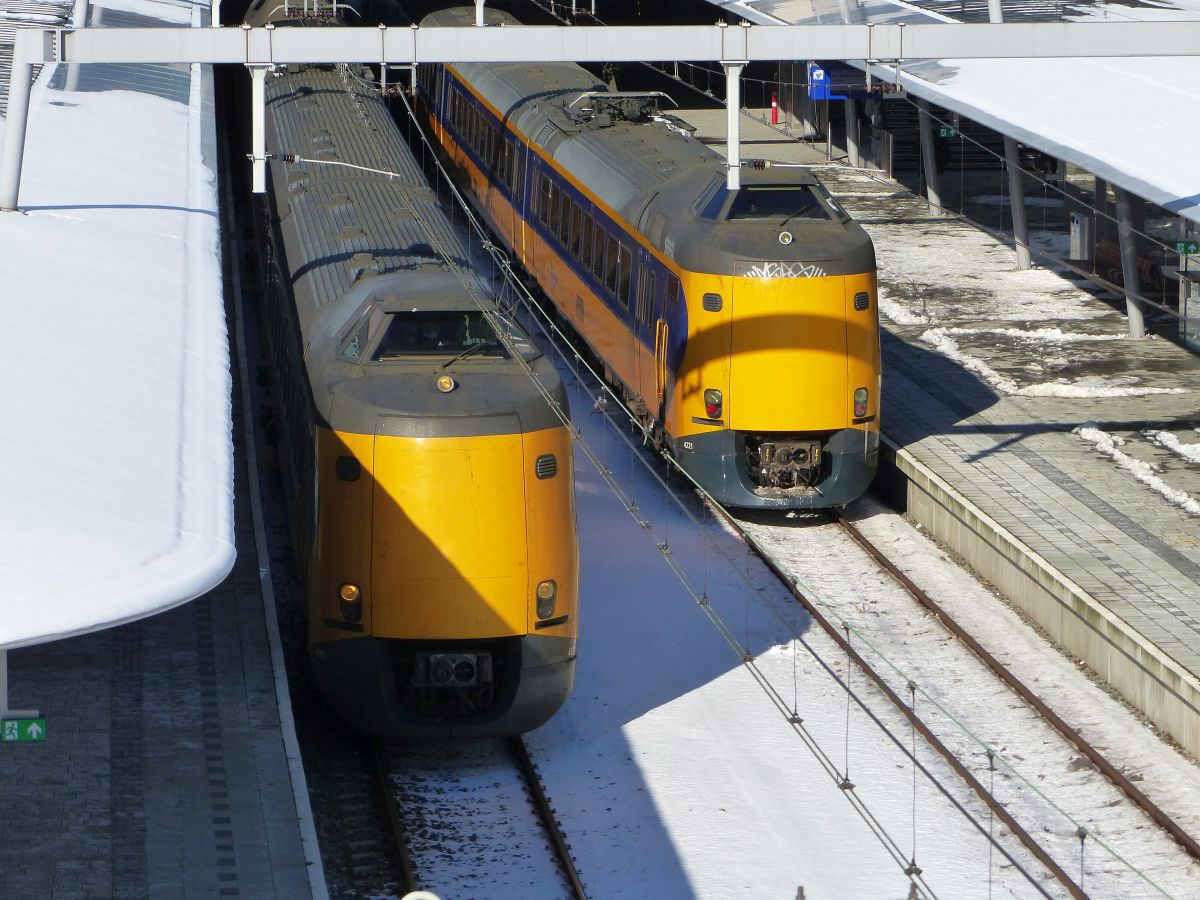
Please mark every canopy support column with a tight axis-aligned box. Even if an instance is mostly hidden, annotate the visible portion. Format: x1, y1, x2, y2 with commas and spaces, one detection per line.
1115, 187, 1147, 338
844, 97, 860, 168
917, 100, 943, 214
249, 64, 268, 194
0, 649, 40, 720
1004, 137, 1032, 269
724, 61, 745, 191
0, 29, 38, 212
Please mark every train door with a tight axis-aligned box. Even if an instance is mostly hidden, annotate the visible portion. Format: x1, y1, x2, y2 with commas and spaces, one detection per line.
634, 250, 656, 412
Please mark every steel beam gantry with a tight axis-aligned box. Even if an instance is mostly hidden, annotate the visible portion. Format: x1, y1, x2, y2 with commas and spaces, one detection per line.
5, 19, 1200, 212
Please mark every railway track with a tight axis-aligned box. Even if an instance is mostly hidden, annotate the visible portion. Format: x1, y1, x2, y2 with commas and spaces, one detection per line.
375, 737, 587, 899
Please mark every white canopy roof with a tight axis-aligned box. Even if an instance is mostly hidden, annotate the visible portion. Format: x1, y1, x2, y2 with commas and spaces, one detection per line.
716, 0, 1200, 224
0, 0, 233, 649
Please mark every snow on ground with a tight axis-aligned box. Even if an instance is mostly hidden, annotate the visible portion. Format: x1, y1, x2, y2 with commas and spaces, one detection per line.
919, 326, 1186, 398
1074, 424, 1200, 516
1149, 429, 1200, 464
0, 0, 233, 649
508, 330, 1200, 898
529, 391, 1043, 899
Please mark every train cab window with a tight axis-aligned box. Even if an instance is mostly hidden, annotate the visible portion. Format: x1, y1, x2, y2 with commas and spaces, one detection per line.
693, 176, 724, 217
666, 272, 681, 307
372, 311, 505, 360
727, 185, 831, 221
698, 186, 731, 220
339, 313, 371, 362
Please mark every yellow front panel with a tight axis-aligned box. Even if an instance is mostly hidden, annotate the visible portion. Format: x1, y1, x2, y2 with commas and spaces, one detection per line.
310, 429, 375, 644
522, 426, 579, 637
728, 271, 849, 432
371, 431, 529, 639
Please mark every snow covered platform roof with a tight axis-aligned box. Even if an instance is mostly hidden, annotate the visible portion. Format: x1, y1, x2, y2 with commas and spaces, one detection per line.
0, 0, 232, 649
714, 0, 1200, 224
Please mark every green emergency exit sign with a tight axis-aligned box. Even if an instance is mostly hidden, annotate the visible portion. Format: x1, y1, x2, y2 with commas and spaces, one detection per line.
938, 127, 959, 138
2, 719, 46, 742
1175, 241, 1199, 255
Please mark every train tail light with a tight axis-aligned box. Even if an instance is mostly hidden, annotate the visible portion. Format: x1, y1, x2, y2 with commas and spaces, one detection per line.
536, 580, 557, 619
853, 388, 869, 418
704, 388, 723, 419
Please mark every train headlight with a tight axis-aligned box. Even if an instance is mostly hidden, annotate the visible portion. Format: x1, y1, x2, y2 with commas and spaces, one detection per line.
704, 388, 723, 420
853, 388, 869, 418
339, 583, 362, 622
436, 374, 456, 393
536, 580, 557, 619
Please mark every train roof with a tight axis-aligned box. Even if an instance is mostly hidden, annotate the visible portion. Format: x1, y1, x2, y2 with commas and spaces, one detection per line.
421, 6, 853, 263
262, 61, 567, 433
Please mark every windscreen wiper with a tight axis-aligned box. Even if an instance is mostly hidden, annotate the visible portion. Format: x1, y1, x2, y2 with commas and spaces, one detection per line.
441, 338, 503, 368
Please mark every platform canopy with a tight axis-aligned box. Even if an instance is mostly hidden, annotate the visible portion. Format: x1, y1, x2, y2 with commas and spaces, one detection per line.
713, 0, 1200, 224
0, 0, 233, 649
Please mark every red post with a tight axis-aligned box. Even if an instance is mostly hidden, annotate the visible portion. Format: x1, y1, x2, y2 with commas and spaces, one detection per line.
771, 92, 779, 125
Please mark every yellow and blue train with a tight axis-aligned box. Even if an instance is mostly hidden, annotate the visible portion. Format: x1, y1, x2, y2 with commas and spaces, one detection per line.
418, 7, 881, 509
248, 0, 578, 737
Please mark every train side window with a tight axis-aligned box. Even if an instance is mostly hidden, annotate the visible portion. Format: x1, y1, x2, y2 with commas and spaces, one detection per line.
617, 243, 632, 309
497, 141, 511, 189
568, 201, 582, 256
592, 229, 607, 280
548, 183, 560, 235
635, 267, 648, 324
580, 215, 594, 270
538, 175, 552, 224
646, 272, 656, 324
604, 234, 619, 295
637, 267, 654, 326
557, 192, 571, 245
514, 144, 525, 201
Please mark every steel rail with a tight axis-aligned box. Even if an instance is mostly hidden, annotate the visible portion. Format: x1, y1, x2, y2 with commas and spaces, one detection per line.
373, 740, 419, 896
832, 509, 1200, 864
702, 505, 1087, 898
509, 736, 589, 900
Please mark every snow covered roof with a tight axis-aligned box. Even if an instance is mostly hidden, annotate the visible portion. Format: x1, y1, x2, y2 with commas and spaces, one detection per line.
714, 0, 1200, 224
0, 0, 233, 649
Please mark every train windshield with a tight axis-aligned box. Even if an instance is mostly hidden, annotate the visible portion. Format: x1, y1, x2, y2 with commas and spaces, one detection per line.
726, 185, 831, 221
371, 310, 539, 362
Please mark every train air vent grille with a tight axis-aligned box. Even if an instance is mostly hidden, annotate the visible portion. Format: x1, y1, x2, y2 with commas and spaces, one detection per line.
854, 292, 870, 311
535, 454, 558, 479
533, 123, 559, 147
702, 293, 723, 312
